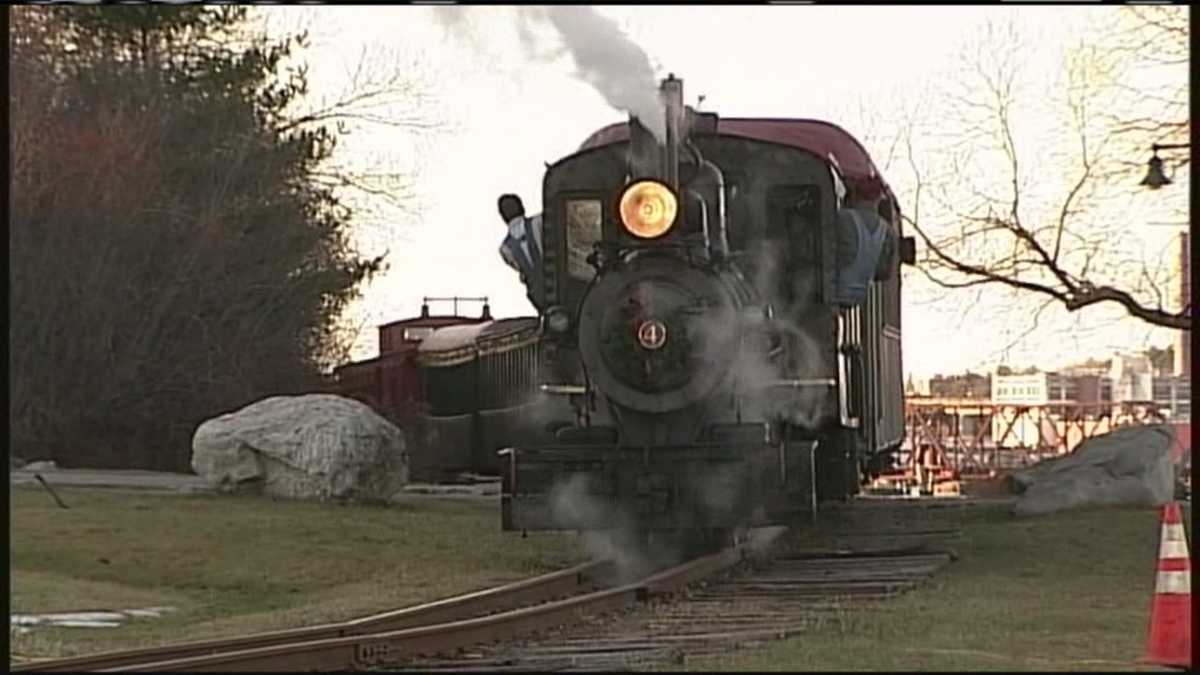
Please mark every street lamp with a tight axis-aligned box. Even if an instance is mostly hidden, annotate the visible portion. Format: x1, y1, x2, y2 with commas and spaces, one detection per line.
1140, 143, 1190, 189
1137, 142, 1192, 381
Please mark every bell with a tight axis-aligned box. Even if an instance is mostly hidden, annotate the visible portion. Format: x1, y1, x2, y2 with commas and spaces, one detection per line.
1140, 154, 1172, 189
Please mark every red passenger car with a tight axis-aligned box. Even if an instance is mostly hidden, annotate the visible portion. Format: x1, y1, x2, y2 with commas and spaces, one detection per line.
333, 297, 491, 418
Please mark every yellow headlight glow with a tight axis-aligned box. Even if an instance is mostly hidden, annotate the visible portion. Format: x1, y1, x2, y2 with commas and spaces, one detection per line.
618, 180, 678, 239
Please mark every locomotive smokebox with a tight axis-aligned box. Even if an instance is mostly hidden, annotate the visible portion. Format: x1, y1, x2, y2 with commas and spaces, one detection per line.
628, 74, 685, 192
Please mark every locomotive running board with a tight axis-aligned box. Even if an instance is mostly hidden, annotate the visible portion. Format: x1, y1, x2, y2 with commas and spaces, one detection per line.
499, 441, 817, 532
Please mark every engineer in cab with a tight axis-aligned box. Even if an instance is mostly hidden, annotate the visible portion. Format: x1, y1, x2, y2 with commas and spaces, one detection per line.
834, 175, 897, 307
497, 193, 544, 312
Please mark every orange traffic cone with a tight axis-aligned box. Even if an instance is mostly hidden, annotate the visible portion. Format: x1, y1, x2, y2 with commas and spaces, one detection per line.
1145, 501, 1192, 669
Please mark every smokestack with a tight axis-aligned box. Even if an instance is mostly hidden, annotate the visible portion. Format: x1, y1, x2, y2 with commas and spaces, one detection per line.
628, 75, 684, 191
661, 74, 683, 192
1176, 230, 1190, 376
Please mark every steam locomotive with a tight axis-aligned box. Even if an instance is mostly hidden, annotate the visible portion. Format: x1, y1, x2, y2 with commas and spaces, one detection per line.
501, 76, 915, 542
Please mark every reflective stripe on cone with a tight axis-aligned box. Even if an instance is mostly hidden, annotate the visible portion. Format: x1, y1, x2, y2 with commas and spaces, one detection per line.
1155, 570, 1192, 595
1159, 523, 1189, 560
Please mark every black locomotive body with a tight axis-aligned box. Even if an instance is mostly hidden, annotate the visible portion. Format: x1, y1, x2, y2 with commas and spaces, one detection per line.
502, 77, 912, 536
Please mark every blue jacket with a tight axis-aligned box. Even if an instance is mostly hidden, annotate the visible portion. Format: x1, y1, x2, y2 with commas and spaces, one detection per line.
834, 207, 890, 307
499, 215, 543, 310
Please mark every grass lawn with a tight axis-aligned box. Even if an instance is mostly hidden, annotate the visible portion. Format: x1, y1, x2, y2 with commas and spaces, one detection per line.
9, 486, 585, 660
691, 500, 1192, 672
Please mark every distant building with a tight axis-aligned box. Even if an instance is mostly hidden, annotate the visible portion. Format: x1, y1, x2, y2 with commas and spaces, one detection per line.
1071, 374, 1111, 404
1062, 358, 1112, 378
920, 345, 1187, 457
1177, 231, 1191, 377
1110, 353, 1155, 402
1146, 346, 1177, 377
992, 371, 1077, 405
1153, 375, 1192, 422
929, 372, 990, 399
989, 370, 1116, 449
905, 375, 930, 397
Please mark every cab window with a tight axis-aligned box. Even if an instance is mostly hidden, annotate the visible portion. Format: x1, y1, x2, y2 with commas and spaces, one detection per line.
565, 198, 602, 281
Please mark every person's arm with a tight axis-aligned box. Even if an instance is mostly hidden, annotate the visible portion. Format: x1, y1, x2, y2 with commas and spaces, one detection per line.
499, 244, 520, 272
530, 214, 543, 258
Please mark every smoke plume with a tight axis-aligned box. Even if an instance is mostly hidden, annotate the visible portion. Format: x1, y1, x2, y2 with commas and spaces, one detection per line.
537, 7, 666, 142
433, 6, 666, 142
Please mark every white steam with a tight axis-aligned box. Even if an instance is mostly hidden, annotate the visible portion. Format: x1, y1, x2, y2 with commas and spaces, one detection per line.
687, 237, 832, 431
433, 6, 666, 142
537, 7, 666, 142
548, 472, 684, 583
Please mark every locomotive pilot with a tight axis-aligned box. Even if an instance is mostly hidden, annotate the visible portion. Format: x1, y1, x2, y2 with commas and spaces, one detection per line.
497, 193, 545, 312
833, 175, 897, 307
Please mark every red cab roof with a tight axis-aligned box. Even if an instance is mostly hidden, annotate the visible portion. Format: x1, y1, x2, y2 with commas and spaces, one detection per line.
578, 118, 892, 195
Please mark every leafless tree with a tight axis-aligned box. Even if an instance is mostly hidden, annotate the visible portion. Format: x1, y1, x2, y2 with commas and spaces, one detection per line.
893, 12, 1189, 333
247, 8, 451, 366
254, 8, 447, 216
8, 6, 437, 469
1096, 5, 1189, 178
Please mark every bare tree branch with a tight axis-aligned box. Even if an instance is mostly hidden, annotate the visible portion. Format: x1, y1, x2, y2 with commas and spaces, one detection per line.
889, 13, 1190, 335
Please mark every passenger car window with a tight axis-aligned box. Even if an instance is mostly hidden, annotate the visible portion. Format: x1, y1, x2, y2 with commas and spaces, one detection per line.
403, 327, 434, 341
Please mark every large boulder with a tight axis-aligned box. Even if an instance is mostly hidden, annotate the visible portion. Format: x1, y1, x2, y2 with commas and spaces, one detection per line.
191, 394, 408, 502
1011, 424, 1176, 517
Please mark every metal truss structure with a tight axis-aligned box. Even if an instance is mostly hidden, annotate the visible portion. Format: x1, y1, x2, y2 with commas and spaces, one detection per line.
900, 397, 1167, 477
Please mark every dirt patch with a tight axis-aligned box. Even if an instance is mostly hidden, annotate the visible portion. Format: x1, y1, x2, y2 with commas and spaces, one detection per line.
960, 473, 1017, 498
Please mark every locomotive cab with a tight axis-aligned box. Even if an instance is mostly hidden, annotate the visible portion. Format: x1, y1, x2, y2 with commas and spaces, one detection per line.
501, 76, 908, 539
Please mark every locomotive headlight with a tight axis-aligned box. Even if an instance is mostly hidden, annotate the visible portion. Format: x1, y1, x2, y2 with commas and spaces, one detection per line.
618, 180, 678, 239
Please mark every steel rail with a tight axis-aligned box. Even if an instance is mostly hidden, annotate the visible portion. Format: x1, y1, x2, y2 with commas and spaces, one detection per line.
41, 529, 781, 673
105, 536, 767, 672
13, 559, 611, 673
386, 528, 961, 672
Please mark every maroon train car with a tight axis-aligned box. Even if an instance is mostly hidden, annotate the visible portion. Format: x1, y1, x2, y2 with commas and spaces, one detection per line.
333, 297, 491, 417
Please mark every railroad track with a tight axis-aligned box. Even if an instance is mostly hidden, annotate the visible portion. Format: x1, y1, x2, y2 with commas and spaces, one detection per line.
13, 529, 783, 672
12, 559, 608, 672
16, 499, 976, 672
386, 519, 963, 671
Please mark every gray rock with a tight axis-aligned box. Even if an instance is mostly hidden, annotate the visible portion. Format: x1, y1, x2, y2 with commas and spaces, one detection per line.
1012, 425, 1176, 517
191, 394, 408, 502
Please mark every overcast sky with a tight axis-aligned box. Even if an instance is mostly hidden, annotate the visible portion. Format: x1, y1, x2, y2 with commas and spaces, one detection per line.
259, 5, 1187, 379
